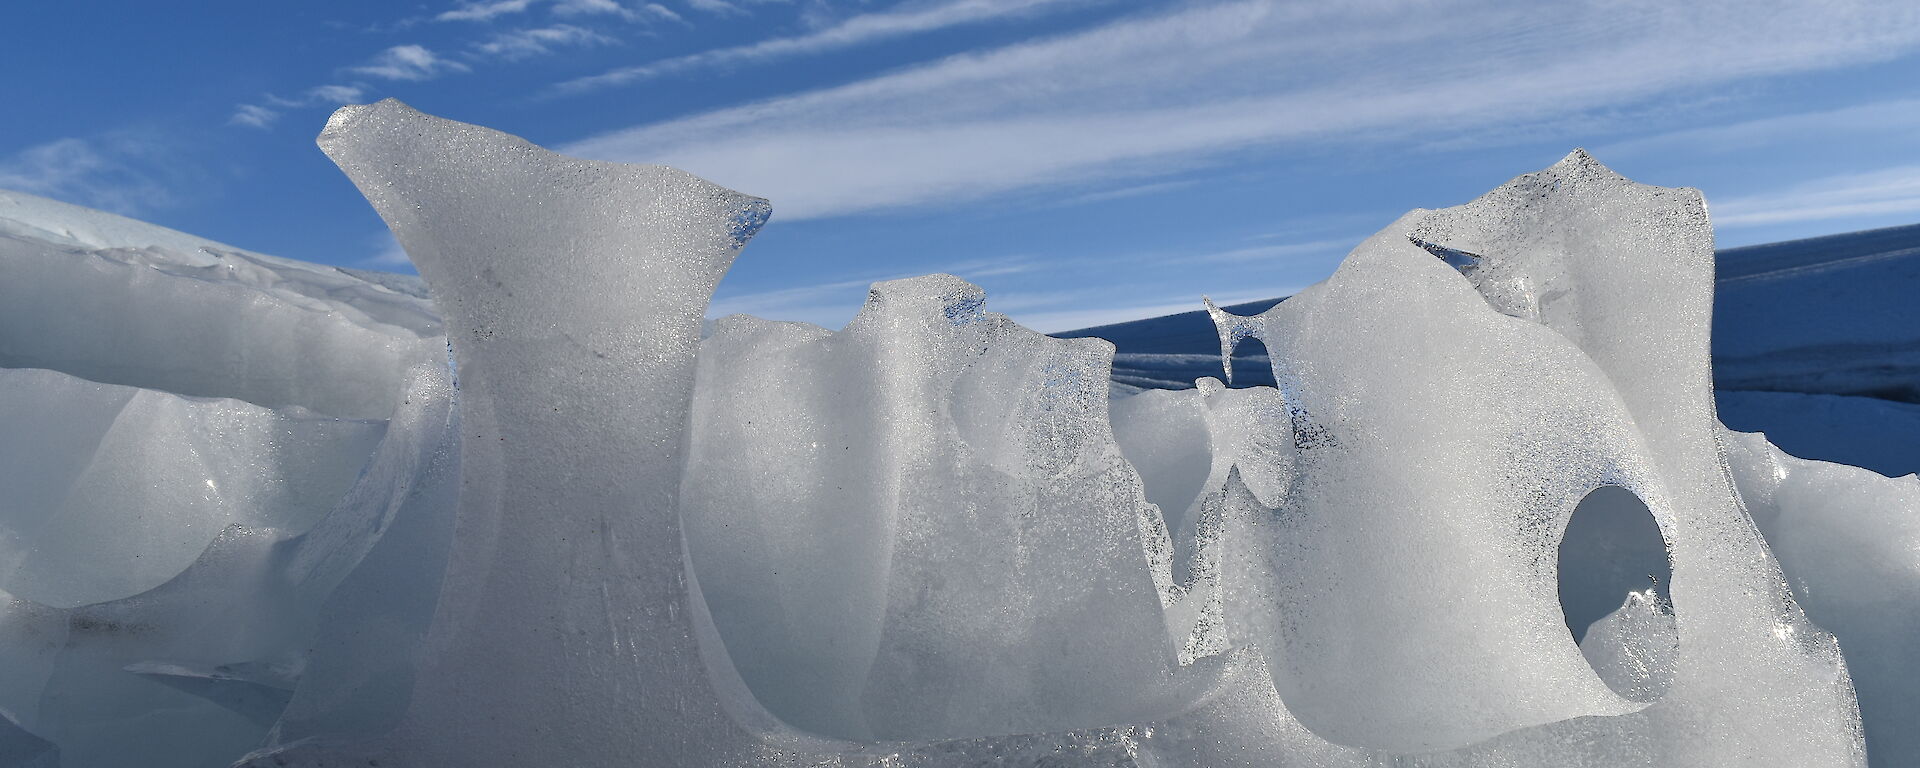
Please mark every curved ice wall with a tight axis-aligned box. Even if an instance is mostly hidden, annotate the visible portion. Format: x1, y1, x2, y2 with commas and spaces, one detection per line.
2, 102, 1913, 767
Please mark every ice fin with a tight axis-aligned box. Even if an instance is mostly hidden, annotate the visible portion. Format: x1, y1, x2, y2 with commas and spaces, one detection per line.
1203, 296, 1259, 385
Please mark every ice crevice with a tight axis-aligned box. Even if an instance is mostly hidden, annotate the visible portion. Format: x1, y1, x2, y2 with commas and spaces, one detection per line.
0, 101, 1914, 767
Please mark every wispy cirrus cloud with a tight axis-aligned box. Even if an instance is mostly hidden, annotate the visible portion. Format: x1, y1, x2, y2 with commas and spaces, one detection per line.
0, 134, 186, 216
229, 105, 281, 129
232, 84, 370, 130
418, 0, 685, 26
1712, 166, 1920, 229
235, 0, 694, 130
556, 0, 1094, 93
235, 43, 464, 128
1597, 98, 1920, 159
352, 44, 472, 80
551, 0, 684, 23
436, 0, 540, 22
684, 0, 745, 17
563, 0, 1920, 222
474, 24, 618, 60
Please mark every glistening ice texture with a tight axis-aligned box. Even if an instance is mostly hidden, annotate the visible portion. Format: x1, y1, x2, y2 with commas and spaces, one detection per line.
683, 275, 1188, 741
250, 110, 1891, 768
1209, 152, 1866, 763
2, 102, 1913, 767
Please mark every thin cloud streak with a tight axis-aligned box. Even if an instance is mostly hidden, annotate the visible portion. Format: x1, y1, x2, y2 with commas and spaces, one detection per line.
437, 0, 539, 22
235, 85, 369, 130
230, 104, 280, 129
0, 135, 181, 216
1713, 166, 1920, 228
552, 0, 684, 23
1597, 98, 1920, 158
554, 0, 1093, 94
474, 25, 617, 60
684, 0, 746, 17
564, 0, 1920, 222
352, 44, 471, 81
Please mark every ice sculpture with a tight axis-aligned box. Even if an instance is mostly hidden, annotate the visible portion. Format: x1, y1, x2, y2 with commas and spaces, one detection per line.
1203, 153, 1864, 760
275, 98, 809, 766
2, 102, 1913, 767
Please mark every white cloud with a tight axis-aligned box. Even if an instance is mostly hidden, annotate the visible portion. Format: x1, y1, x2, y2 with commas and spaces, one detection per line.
0, 135, 180, 216
558, 0, 1090, 93
1597, 98, 1920, 158
475, 24, 617, 60
437, 0, 539, 22
235, 84, 367, 130
1712, 166, 1920, 228
563, 0, 1920, 222
305, 84, 367, 104
352, 44, 472, 81
551, 0, 624, 17
683, 0, 745, 16
266, 84, 367, 109
229, 104, 280, 129
551, 0, 684, 23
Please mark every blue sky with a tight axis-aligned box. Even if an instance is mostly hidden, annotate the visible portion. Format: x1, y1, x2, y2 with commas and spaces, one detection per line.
4, 0, 1919, 331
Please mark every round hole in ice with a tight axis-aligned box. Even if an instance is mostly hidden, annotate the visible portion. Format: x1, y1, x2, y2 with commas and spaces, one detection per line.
1558, 485, 1680, 703
1557, 485, 1671, 644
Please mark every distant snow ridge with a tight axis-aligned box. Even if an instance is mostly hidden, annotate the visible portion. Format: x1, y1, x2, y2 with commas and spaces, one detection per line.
0, 102, 1913, 768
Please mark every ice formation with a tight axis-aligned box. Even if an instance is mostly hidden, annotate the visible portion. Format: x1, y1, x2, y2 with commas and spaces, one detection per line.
0, 101, 1914, 767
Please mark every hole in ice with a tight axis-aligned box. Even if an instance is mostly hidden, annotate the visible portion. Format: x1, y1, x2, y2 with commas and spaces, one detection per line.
1557, 484, 1671, 643
1409, 236, 1483, 274
1218, 335, 1274, 389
